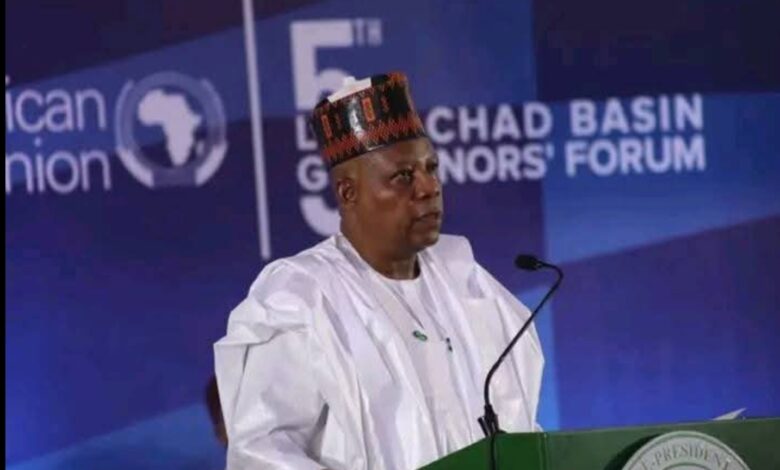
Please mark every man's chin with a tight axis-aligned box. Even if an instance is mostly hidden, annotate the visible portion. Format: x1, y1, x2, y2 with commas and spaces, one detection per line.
412, 229, 441, 250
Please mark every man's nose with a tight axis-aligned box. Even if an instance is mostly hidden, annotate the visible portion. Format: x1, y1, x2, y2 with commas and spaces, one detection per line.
415, 168, 441, 200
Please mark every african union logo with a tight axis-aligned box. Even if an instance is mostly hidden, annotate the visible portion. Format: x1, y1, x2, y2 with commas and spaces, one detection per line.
114, 71, 228, 188
623, 431, 750, 470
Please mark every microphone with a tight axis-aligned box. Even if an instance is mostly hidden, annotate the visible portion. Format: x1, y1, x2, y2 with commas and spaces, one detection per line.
478, 254, 564, 438
514, 254, 545, 271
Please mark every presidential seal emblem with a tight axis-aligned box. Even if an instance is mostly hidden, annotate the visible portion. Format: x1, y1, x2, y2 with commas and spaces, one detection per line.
622, 430, 750, 470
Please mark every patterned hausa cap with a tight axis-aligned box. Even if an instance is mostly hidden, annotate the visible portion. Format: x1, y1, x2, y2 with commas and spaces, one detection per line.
309, 72, 428, 169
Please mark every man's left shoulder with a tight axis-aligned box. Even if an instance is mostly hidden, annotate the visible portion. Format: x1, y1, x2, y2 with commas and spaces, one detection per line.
428, 233, 475, 260
426, 233, 478, 272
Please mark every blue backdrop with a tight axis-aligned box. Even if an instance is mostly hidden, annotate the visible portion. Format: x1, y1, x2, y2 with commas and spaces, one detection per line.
5, 0, 780, 468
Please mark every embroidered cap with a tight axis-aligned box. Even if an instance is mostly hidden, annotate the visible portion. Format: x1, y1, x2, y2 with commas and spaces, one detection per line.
309, 72, 428, 169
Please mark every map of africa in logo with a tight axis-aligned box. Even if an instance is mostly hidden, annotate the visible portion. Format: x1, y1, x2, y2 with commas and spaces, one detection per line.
137, 89, 204, 168
115, 72, 227, 188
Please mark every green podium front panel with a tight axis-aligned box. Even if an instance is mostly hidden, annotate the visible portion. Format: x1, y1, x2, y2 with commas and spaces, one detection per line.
420, 418, 780, 469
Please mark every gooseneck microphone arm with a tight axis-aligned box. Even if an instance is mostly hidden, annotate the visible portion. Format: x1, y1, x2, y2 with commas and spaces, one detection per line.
478, 255, 564, 437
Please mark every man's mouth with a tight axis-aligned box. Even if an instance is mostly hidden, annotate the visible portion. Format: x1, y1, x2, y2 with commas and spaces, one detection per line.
415, 210, 442, 222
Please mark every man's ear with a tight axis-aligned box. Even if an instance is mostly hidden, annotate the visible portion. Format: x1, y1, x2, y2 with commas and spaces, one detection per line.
335, 177, 357, 207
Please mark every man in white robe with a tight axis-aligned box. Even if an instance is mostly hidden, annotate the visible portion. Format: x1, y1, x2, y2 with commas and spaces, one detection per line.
214, 72, 544, 470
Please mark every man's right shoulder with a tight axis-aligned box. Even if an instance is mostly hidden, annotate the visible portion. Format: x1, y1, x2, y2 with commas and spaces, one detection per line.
245, 237, 343, 308
255, 236, 341, 281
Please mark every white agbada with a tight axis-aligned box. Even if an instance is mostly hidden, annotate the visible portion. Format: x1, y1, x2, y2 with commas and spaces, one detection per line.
214, 233, 544, 470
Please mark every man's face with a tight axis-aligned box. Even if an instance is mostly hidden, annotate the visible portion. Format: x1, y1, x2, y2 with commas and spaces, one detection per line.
350, 137, 443, 257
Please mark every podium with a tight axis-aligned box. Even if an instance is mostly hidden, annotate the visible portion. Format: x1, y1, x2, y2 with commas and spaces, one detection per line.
420, 418, 779, 469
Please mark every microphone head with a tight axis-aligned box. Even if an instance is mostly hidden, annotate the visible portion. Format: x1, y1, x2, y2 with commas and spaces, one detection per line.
514, 254, 542, 271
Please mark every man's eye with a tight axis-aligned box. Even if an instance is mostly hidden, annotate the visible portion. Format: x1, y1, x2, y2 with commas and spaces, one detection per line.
396, 169, 414, 183
428, 161, 439, 173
